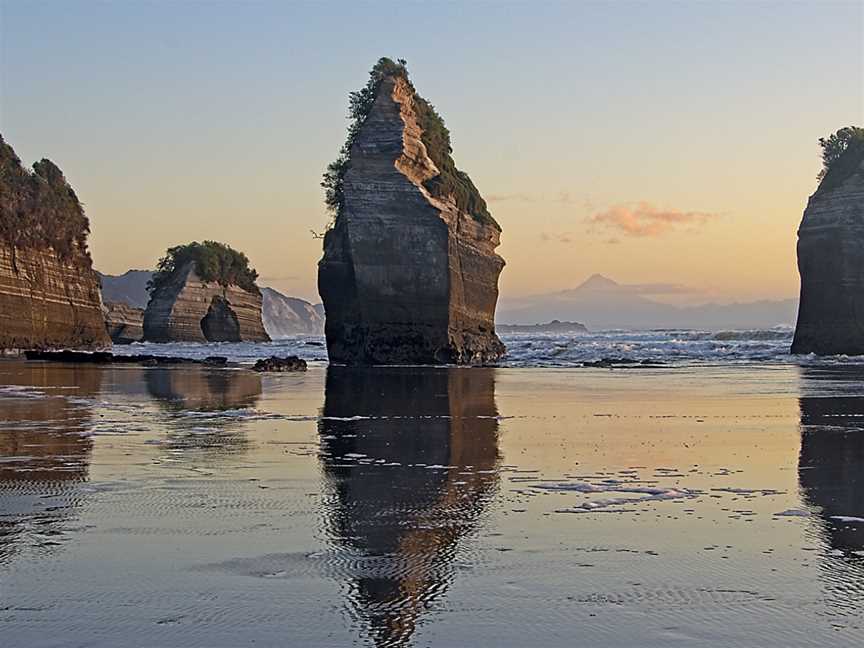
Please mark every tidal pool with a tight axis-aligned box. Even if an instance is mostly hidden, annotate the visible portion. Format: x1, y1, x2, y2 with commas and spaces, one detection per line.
1, 360, 862, 646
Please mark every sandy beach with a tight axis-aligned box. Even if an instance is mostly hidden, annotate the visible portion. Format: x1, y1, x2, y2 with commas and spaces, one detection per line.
2, 359, 862, 647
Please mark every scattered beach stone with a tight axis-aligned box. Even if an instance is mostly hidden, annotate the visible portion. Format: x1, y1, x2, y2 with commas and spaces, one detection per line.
252, 356, 307, 372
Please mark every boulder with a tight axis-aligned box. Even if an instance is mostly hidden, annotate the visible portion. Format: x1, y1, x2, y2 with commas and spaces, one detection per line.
252, 356, 307, 372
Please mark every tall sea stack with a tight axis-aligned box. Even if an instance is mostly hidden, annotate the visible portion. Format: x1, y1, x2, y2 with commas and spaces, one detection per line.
792, 127, 864, 355
318, 58, 505, 365
0, 135, 109, 351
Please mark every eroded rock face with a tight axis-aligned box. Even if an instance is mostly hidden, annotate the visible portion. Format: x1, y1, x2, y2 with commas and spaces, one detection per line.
792, 154, 864, 355
103, 301, 144, 344
143, 262, 269, 343
0, 136, 109, 351
318, 74, 505, 365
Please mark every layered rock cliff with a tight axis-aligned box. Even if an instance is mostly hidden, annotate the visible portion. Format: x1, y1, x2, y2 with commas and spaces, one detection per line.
318, 59, 505, 365
0, 135, 109, 351
143, 261, 269, 343
104, 301, 144, 344
792, 128, 864, 355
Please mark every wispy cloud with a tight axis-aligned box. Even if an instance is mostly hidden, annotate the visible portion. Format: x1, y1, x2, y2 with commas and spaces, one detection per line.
540, 231, 573, 244
620, 283, 695, 296
588, 202, 719, 237
260, 275, 299, 282
487, 193, 536, 203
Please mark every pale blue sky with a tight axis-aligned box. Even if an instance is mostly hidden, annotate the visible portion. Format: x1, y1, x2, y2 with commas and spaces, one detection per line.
1, 1, 862, 302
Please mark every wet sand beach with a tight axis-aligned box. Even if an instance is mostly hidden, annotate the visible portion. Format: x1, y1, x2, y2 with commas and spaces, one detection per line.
2, 359, 863, 646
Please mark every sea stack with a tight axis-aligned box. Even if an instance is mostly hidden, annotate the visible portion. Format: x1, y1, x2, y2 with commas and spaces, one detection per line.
143, 241, 269, 343
318, 58, 505, 365
0, 135, 110, 351
792, 126, 864, 355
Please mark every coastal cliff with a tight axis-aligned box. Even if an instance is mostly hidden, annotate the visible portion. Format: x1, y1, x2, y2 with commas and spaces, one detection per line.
318, 58, 505, 365
0, 135, 109, 351
104, 301, 144, 344
792, 127, 864, 355
261, 287, 325, 337
143, 261, 269, 343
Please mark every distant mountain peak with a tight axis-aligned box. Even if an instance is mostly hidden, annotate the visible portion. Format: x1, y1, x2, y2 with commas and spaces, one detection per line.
579, 274, 619, 290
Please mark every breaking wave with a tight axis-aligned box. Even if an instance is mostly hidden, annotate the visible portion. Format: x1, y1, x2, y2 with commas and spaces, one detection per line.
108, 326, 864, 368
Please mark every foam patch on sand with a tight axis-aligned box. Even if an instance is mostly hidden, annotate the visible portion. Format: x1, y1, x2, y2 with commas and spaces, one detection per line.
531, 480, 696, 512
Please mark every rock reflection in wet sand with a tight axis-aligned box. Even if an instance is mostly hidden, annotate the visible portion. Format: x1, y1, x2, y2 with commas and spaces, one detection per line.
319, 366, 499, 647
145, 366, 262, 456
799, 366, 864, 618
0, 364, 99, 564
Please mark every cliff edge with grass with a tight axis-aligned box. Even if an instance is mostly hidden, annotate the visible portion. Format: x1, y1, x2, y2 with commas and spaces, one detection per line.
0, 135, 109, 351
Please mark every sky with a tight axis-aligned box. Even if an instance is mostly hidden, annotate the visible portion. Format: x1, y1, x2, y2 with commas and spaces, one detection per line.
1, 1, 862, 305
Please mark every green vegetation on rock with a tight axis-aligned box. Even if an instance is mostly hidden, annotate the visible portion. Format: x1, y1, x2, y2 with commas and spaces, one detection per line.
816, 126, 864, 193
322, 57, 499, 230
148, 241, 260, 294
0, 134, 91, 263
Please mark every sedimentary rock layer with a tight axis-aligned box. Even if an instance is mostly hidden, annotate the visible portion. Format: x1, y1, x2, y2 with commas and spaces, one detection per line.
143, 262, 269, 343
103, 301, 144, 344
0, 135, 109, 351
0, 246, 109, 350
792, 152, 864, 355
318, 72, 505, 365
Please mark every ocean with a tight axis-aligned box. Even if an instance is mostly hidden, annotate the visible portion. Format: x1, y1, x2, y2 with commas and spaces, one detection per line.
110, 326, 828, 367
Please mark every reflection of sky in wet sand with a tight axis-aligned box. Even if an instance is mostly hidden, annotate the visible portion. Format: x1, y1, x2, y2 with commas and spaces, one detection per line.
319, 367, 499, 647
2, 361, 864, 644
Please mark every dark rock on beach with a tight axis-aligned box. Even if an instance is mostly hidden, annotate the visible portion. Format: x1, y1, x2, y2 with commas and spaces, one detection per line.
582, 357, 667, 369
24, 349, 228, 367
252, 356, 307, 372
